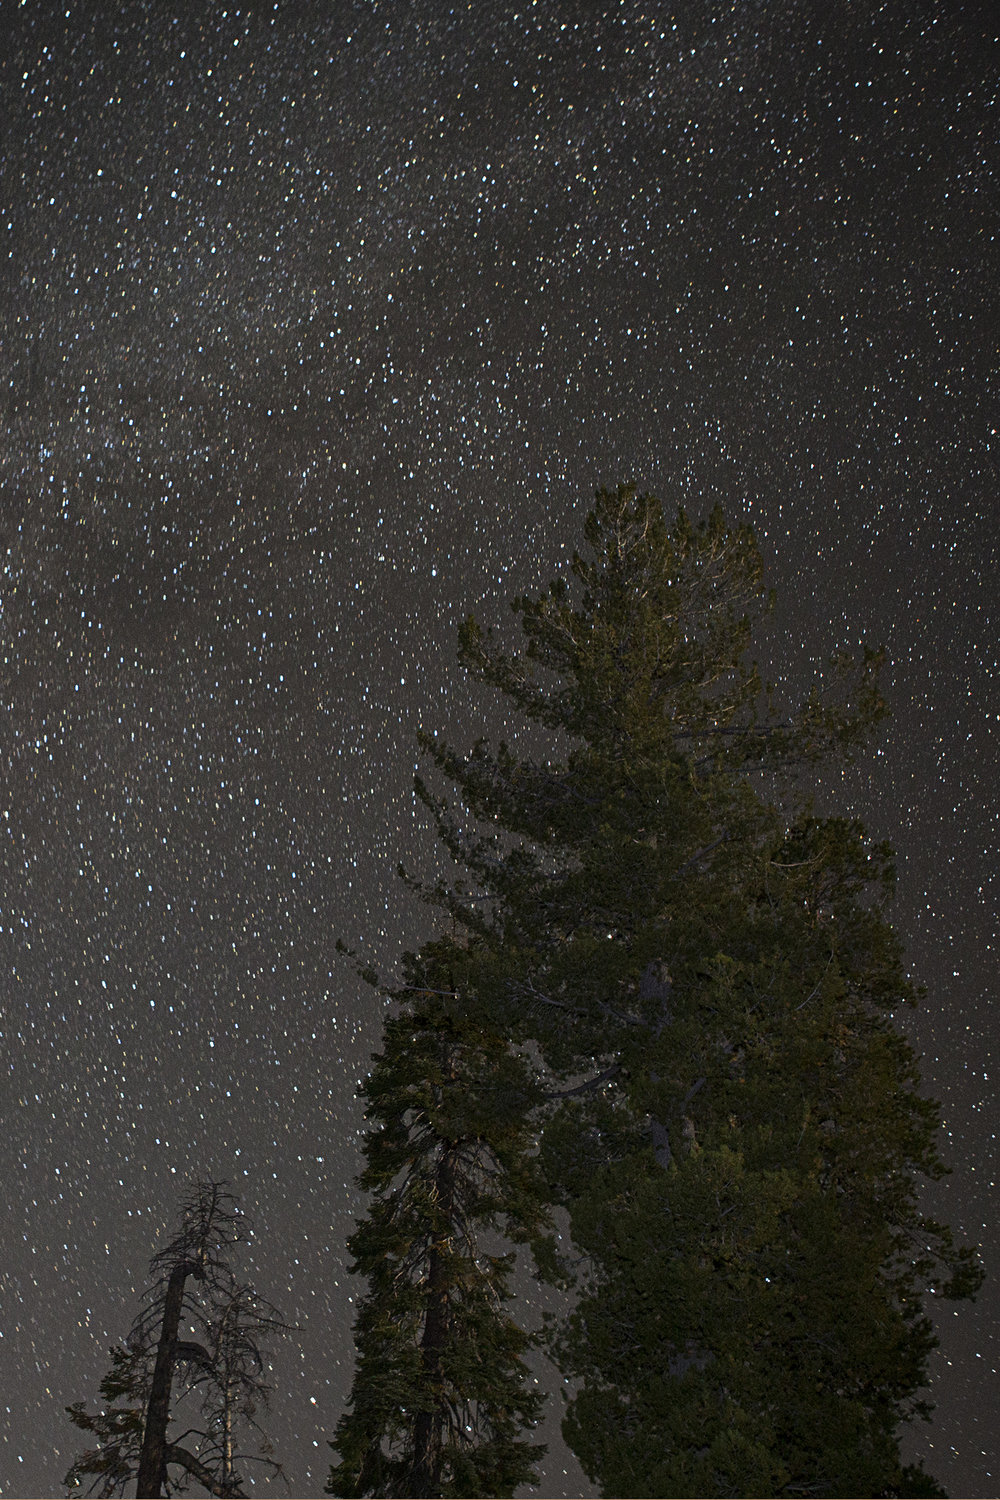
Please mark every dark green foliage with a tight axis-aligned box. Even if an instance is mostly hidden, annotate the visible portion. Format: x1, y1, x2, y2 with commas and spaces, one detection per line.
327, 940, 547, 1498
405, 486, 982, 1498
65, 1342, 149, 1498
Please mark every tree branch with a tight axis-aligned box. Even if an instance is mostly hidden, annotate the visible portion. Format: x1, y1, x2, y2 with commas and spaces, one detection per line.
672, 832, 729, 878
542, 1063, 621, 1100
166, 1443, 247, 1498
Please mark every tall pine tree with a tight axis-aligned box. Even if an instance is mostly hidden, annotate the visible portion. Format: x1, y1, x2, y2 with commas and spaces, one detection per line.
327, 938, 548, 1499
406, 486, 982, 1498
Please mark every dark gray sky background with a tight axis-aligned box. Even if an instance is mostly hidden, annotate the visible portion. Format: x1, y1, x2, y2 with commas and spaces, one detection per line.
2, 3, 996, 1495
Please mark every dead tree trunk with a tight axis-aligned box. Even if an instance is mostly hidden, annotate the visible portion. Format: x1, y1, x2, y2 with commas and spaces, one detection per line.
135, 1258, 203, 1498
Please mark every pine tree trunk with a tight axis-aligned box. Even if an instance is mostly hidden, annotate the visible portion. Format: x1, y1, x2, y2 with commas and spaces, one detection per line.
410, 1143, 458, 1498
223, 1376, 234, 1494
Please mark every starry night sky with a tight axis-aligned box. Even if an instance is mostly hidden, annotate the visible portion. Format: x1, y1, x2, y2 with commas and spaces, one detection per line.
2, 2, 997, 1495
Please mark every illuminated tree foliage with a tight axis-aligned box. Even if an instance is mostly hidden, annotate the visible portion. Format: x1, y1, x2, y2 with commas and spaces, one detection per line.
400, 486, 982, 1498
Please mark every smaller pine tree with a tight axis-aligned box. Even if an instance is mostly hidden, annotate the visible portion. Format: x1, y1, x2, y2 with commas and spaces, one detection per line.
327, 938, 548, 1499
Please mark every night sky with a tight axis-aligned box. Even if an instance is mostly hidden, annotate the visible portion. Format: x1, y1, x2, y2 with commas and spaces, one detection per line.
2, 2, 997, 1496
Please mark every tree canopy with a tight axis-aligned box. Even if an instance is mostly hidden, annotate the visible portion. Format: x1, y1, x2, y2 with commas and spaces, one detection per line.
387, 486, 982, 1498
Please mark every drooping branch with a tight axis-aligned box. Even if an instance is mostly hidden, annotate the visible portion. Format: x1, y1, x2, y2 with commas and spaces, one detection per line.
164, 1444, 247, 1498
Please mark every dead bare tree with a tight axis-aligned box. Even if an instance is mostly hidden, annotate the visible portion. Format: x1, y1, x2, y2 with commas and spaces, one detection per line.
65, 1181, 290, 1499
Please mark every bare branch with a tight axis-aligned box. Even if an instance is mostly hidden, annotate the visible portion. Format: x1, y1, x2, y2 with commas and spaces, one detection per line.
542, 1063, 621, 1100
165, 1443, 247, 1498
